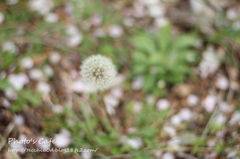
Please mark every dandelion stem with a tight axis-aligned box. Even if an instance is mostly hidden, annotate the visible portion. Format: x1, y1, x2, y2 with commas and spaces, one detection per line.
99, 92, 115, 129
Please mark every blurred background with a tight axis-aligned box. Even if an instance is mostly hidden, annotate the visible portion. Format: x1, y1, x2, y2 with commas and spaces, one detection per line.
0, 0, 240, 159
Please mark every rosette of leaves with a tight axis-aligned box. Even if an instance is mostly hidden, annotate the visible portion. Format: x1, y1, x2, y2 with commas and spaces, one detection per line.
132, 24, 198, 94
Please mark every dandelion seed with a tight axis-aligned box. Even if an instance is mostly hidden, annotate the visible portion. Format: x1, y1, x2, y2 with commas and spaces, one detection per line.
80, 55, 117, 91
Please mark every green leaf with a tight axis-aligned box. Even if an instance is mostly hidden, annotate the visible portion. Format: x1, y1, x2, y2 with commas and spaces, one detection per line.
132, 35, 156, 54
210, 123, 224, 133
172, 35, 197, 50
193, 138, 205, 147
193, 138, 206, 154
133, 51, 148, 63
19, 89, 42, 106
149, 53, 162, 65
79, 103, 94, 135
137, 126, 158, 138
142, 74, 156, 92
11, 98, 27, 112
158, 23, 170, 54
111, 147, 122, 155
165, 73, 185, 84
133, 64, 147, 75
99, 44, 115, 55
1, 53, 16, 69
214, 142, 224, 154
95, 135, 117, 147
132, 151, 150, 159
0, 79, 11, 90
158, 109, 170, 119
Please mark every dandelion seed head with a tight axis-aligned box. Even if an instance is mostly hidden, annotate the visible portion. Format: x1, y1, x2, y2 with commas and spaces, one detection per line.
80, 55, 117, 91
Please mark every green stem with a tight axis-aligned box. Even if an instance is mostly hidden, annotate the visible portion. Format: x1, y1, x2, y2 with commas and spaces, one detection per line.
99, 91, 115, 129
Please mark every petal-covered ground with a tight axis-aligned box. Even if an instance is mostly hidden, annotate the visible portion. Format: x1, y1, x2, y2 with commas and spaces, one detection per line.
0, 0, 240, 159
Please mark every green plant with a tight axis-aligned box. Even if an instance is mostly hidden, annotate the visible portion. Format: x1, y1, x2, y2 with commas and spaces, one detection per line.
211, 24, 240, 67
132, 24, 198, 93
10, 89, 42, 112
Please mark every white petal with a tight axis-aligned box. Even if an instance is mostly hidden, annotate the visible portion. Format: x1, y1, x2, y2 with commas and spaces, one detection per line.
66, 25, 79, 35
37, 137, 51, 149
113, 74, 125, 86
132, 76, 143, 91
0, 12, 4, 24
70, 69, 79, 79
145, 95, 155, 105
29, 69, 43, 80
133, 102, 142, 113
50, 52, 61, 64
44, 65, 54, 77
229, 112, 240, 125
227, 151, 238, 158
8, 73, 29, 90
52, 105, 64, 114
123, 18, 135, 27
108, 25, 123, 38
199, 46, 220, 79
148, 5, 165, 18
162, 152, 175, 159
155, 17, 168, 28
2, 41, 17, 53
5, 88, 17, 100
106, 104, 116, 115
142, 0, 159, 6
216, 76, 229, 90
212, 113, 226, 126
179, 108, 192, 121
3, 98, 10, 108
61, 129, 71, 137
111, 87, 123, 98
64, 3, 74, 14
66, 25, 83, 47
93, 28, 106, 37
44, 13, 59, 23
37, 82, 51, 95
219, 102, 233, 113
133, 3, 146, 18
163, 126, 176, 137
9, 142, 25, 154
233, 21, 240, 31
154, 150, 163, 158
67, 34, 82, 47
29, 0, 53, 15
104, 94, 118, 116
190, 0, 205, 14
104, 95, 119, 107
54, 133, 71, 148
226, 8, 238, 20
171, 115, 182, 126
187, 94, 199, 106
0, 71, 6, 79
14, 115, 25, 126
127, 127, 138, 134
21, 57, 34, 69
156, 99, 170, 110
81, 151, 92, 159
70, 79, 93, 93
126, 137, 143, 149
90, 14, 102, 26
168, 137, 181, 147
6, 0, 19, 5
202, 94, 217, 112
